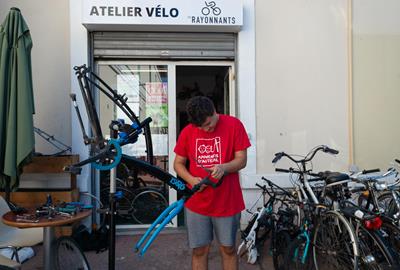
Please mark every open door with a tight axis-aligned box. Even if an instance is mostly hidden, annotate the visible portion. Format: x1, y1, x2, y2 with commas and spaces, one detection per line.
176, 65, 234, 134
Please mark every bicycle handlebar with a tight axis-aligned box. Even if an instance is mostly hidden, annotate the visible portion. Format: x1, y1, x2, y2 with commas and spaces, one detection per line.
275, 167, 321, 178
362, 168, 380, 174
191, 174, 224, 193
272, 145, 339, 164
261, 177, 294, 198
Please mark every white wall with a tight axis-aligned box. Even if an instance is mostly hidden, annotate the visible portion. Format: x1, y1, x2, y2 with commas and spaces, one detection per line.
0, 0, 71, 156
352, 0, 400, 170
255, 0, 350, 180
69, 0, 90, 192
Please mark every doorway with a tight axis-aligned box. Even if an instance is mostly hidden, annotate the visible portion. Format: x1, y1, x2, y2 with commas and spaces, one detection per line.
94, 61, 235, 228
176, 65, 232, 134
174, 65, 233, 226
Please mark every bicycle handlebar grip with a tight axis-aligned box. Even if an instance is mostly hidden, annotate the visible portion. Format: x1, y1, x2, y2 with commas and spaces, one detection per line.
308, 171, 322, 177
362, 168, 380, 174
192, 175, 224, 193
140, 117, 152, 128
307, 177, 324, 182
63, 165, 82, 175
70, 93, 76, 101
324, 146, 339, 155
275, 168, 290, 173
255, 183, 265, 190
272, 152, 284, 163
395, 159, 400, 164
261, 176, 272, 184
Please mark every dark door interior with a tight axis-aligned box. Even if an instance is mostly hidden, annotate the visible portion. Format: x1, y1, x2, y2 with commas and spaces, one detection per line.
176, 65, 230, 135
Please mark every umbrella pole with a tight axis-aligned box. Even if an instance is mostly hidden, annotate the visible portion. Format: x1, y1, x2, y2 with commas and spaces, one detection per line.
5, 176, 11, 203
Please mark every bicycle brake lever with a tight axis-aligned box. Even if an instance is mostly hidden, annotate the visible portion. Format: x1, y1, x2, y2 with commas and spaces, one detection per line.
272, 152, 284, 163
63, 165, 82, 175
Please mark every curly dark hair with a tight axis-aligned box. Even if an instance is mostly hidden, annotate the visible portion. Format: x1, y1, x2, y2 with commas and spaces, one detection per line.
186, 96, 215, 126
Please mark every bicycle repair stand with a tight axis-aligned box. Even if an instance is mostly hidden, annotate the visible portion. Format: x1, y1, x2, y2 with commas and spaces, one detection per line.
107, 126, 119, 270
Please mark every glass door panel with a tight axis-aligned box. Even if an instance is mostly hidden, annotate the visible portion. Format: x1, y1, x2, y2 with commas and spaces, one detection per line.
97, 64, 169, 225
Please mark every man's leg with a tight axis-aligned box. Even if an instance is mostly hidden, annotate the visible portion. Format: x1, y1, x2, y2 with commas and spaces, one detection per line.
219, 245, 238, 270
192, 244, 211, 270
212, 213, 241, 270
185, 208, 213, 270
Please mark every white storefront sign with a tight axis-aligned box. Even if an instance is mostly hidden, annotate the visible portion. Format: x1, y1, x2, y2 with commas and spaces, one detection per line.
82, 0, 243, 31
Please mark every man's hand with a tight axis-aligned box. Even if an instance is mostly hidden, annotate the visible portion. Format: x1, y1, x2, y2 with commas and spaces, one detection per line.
192, 176, 207, 192
211, 164, 225, 180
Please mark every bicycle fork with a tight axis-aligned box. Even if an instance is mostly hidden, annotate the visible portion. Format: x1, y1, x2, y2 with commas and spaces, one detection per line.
134, 199, 185, 256
294, 231, 311, 264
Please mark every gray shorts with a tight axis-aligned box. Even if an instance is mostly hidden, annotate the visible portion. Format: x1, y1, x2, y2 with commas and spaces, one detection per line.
185, 208, 241, 249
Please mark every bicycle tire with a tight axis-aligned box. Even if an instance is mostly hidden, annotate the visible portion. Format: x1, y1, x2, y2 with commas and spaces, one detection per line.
0, 266, 15, 270
377, 192, 399, 219
379, 221, 400, 264
131, 187, 168, 224
357, 225, 396, 269
54, 236, 91, 270
284, 235, 313, 270
313, 211, 359, 270
272, 230, 292, 270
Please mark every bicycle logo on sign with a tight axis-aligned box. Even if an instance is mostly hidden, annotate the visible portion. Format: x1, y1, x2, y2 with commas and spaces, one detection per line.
201, 1, 221, 16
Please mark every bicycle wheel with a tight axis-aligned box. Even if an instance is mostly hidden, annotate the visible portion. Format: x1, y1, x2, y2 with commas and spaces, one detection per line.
272, 230, 292, 270
100, 186, 135, 222
131, 187, 168, 224
313, 211, 358, 270
357, 225, 396, 269
379, 221, 400, 264
377, 192, 399, 219
54, 236, 91, 270
284, 235, 313, 270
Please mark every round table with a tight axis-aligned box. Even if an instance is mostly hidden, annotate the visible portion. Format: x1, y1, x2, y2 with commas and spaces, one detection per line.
2, 209, 91, 270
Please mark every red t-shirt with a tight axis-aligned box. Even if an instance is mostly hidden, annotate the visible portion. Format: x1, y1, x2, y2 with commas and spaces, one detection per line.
174, 114, 251, 216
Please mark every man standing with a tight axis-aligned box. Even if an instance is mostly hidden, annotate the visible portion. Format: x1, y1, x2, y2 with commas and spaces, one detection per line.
174, 96, 251, 270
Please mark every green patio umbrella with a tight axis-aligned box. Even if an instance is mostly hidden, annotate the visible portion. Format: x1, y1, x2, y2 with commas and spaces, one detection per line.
0, 7, 35, 199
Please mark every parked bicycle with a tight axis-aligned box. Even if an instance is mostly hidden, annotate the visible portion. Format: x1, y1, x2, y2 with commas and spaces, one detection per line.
348, 167, 400, 268
273, 145, 360, 270
237, 176, 298, 266
100, 159, 168, 224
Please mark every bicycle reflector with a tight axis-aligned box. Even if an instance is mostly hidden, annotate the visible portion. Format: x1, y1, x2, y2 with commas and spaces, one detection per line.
363, 216, 383, 230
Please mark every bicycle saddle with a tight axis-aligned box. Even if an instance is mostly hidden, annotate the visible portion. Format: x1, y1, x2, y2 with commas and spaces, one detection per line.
320, 171, 350, 185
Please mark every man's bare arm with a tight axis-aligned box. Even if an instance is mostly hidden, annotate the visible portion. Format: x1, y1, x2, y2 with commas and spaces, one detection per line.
211, 150, 247, 179
174, 154, 198, 186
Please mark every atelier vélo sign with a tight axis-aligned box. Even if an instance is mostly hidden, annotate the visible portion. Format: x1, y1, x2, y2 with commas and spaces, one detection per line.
89, 5, 179, 18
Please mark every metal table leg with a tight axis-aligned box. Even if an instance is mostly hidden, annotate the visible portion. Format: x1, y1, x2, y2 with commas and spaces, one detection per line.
43, 226, 55, 270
